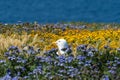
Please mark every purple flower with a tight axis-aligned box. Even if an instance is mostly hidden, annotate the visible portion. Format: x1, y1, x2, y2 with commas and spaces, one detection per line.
84, 60, 92, 67
48, 48, 58, 53
57, 62, 65, 67
65, 56, 74, 63
44, 48, 58, 57
12, 76, 19, 80
117, 61, 120, 65
35, 56, 43, 60
58, 70, 66, 73
78, 25, 87, 29
28, 72, 33, 75
0, 60, 6, 64
108, 66, 111, 69
77, 44, 87, 51
4, 52, 10, 57
56, 73, 63, 77
103, 75, 110, 80
27, 50, 35, 54
34, 66, 43, 74
8, 56, 16, 61
87, 51, 94, 57
45, 56, 52, 63
108, 70, 116, 74
87, 47, 98, 52
1, 74, 12, 80
8, 46, 18, 51
21, 60, 27, 64
67, 68, 79, 77
84, 63, 91, 67
17, 72, 21, 76
86, 60, 92, 64
65, 66, 74, 69
111, 66, 117, 70
40, 57, 46, 62
114, 57, 120, 60
78, 61, 84, 65
113, 64, 117, 67
76, 55, 86, 61
23, 76, 29, 79
57, 56, 65, 63
6, 69, 11, 75
69, 73, 76, 78
26, 46, 36, 54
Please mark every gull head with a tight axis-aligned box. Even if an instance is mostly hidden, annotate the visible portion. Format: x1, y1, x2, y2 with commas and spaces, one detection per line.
55, 39, 68, 49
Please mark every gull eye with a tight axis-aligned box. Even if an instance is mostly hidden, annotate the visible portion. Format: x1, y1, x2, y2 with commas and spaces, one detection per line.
58, 41, 61, 42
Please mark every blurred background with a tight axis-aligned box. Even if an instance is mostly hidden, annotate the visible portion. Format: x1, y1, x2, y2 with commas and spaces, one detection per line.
0, 0, 120, 23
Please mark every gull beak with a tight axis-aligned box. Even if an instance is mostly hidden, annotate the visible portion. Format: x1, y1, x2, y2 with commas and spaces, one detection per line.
52, 42, 57, 44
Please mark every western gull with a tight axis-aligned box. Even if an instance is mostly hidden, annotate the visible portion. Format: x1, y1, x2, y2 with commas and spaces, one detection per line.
54, 39, 72, 56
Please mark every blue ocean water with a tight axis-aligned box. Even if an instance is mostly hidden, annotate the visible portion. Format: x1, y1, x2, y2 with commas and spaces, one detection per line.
0, 0, 120, 23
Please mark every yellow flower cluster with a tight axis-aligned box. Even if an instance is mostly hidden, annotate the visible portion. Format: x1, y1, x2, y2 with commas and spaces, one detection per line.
29, 28, 120, 51
0, 28, 120, 54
